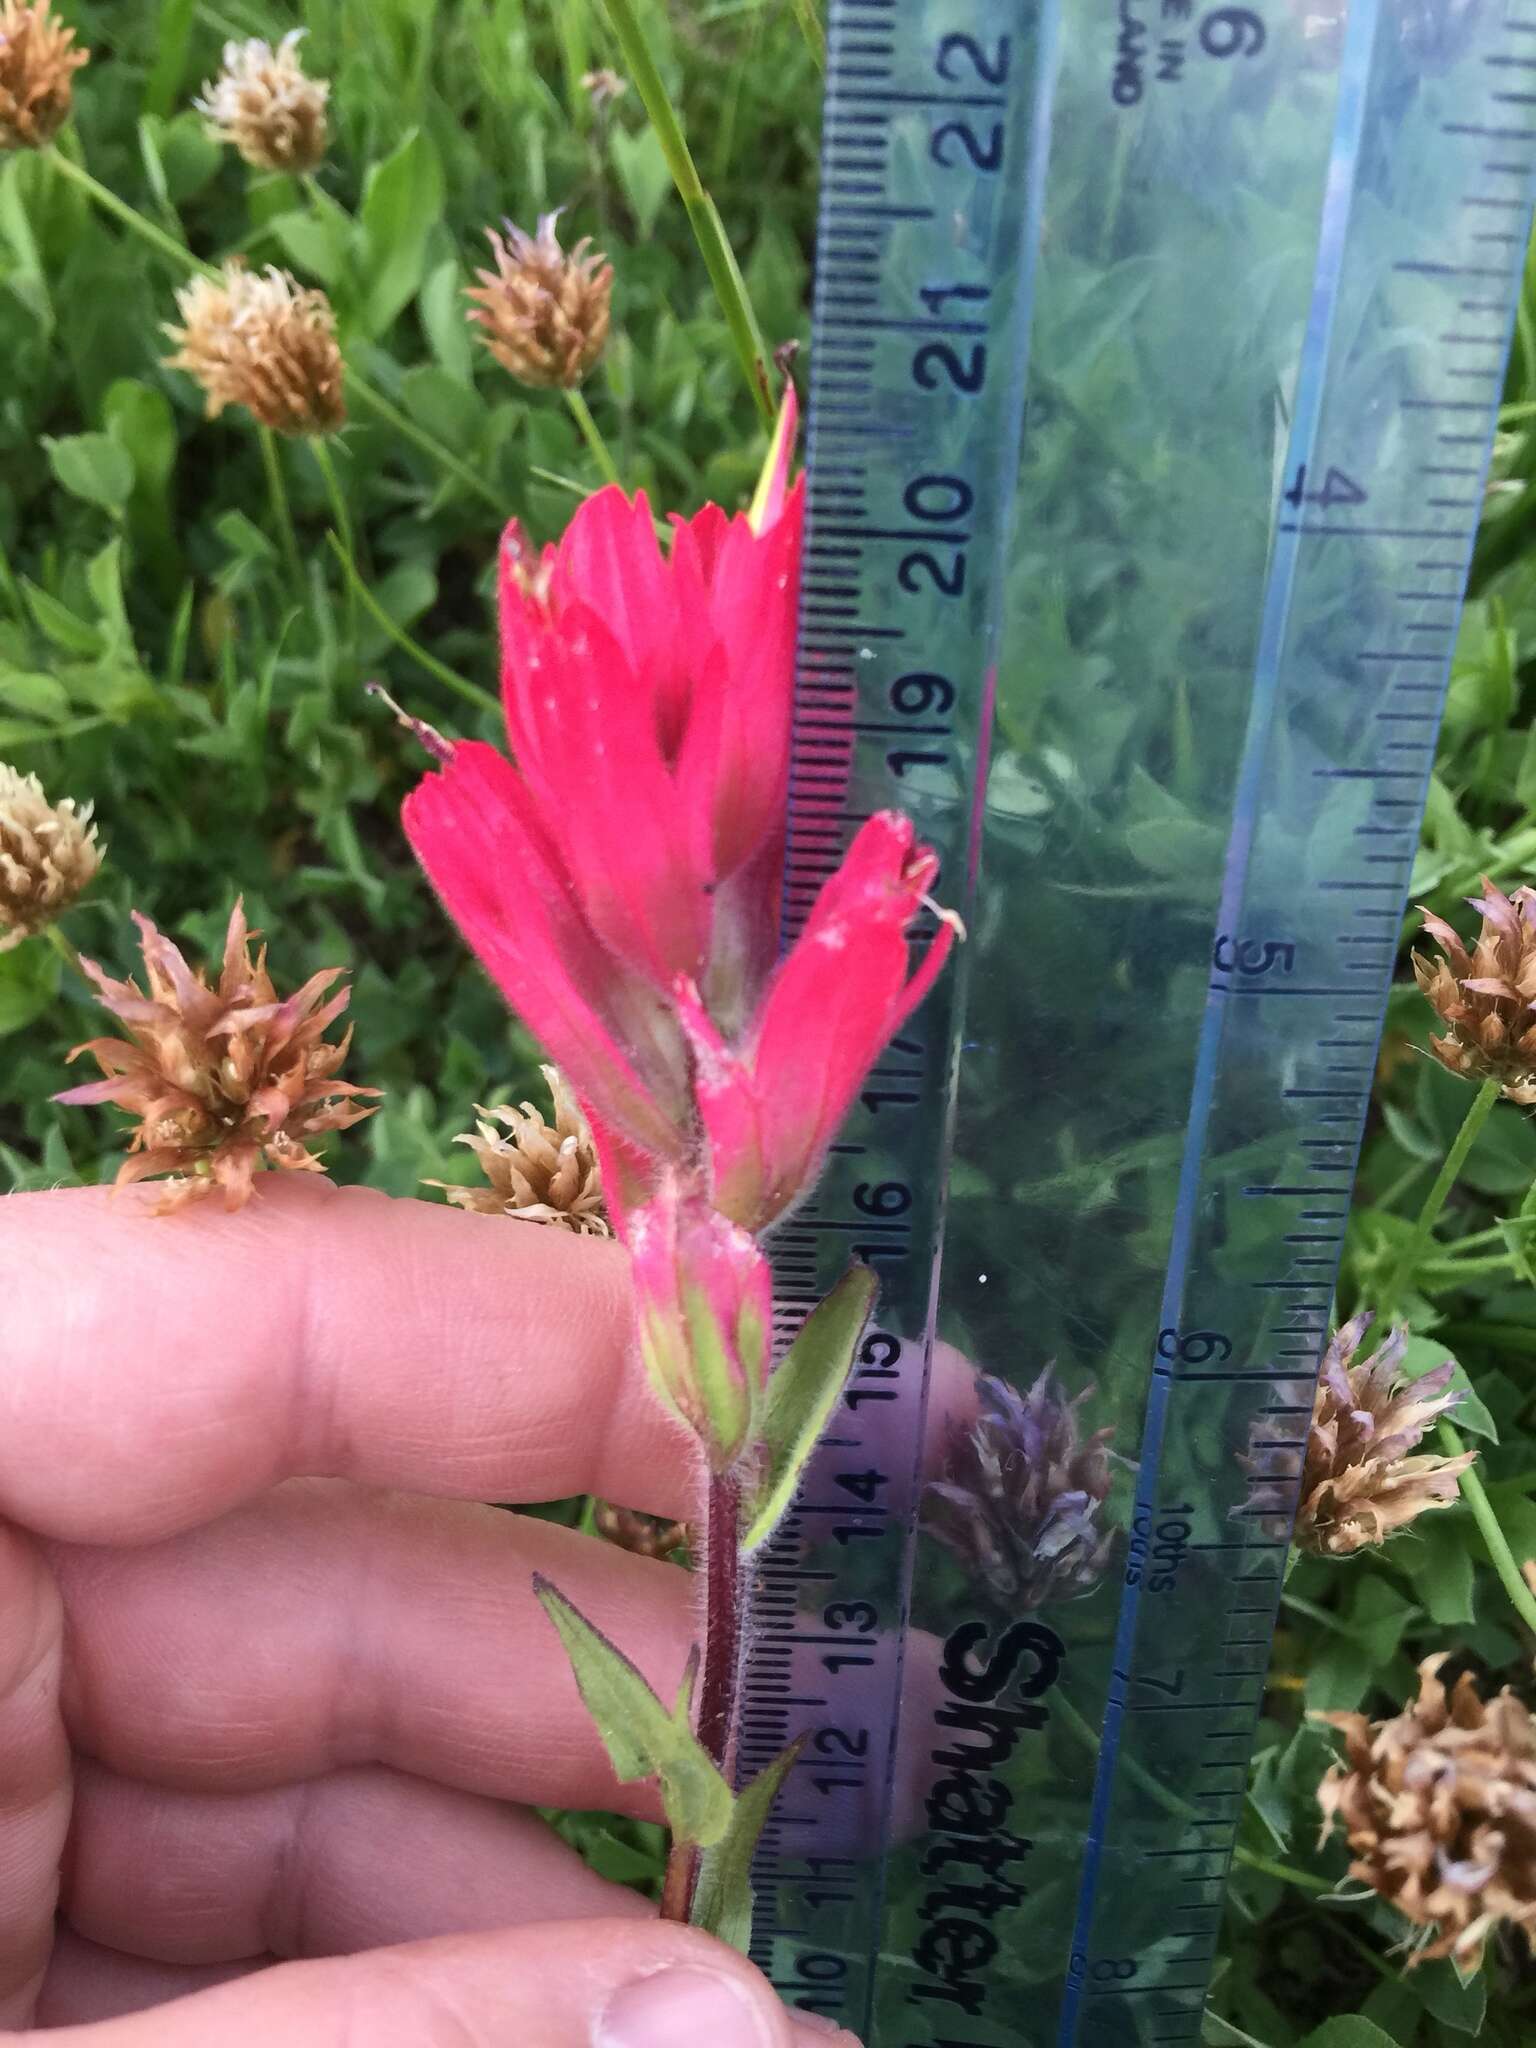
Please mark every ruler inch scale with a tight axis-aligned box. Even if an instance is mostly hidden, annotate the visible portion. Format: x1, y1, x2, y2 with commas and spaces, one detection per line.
746, 5, 1536, 2047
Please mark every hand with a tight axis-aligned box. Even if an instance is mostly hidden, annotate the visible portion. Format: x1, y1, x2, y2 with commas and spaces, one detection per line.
0, 1178, 855, 2047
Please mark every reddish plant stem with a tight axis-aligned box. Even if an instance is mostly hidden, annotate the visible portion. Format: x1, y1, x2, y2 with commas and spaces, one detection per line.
697, 1468, 744, 1771
659, 1468, 744, 1924
660, 1840, 699, 1922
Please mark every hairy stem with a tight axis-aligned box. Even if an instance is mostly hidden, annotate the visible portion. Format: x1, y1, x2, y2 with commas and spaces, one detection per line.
660, 1840, 699, 1922
660, 1468, 743, 1926
697, 1468, 744, 1772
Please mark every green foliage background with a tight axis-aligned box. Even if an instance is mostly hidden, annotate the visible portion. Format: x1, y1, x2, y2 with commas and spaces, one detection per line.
5, 3, 1536, 2044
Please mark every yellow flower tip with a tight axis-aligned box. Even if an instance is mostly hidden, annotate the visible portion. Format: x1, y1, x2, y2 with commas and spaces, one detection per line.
57, 899, 380, 1213
0, 0, 88, 153
427, 1065, 610, 1235
164, 261, 345, 437
1317, 1656, 1536, 1969
194, 27, 328, 173
465, 212, 613, 391
0, 760, 100, 949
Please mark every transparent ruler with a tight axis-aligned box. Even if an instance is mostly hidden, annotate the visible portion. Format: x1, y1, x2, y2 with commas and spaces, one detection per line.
741, 2, 1536, 2044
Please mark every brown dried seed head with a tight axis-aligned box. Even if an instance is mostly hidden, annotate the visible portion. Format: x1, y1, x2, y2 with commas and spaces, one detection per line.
0, 762, 100, 950
195, 28, 328, 173
466, 214, 613, 390
164, 262, 345, 437
1317, 1656, 1536, 1969
56, 900, 380, 1213
1241, 1311, 1474, 1557
1413, 877, 1536, 1102
0, 1, 88, 153
429, 1066, 610, 1235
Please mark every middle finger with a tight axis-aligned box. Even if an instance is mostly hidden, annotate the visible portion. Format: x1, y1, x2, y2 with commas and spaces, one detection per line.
48, 1481, 692, 1819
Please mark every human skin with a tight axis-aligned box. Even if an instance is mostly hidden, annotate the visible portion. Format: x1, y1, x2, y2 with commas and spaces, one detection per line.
0, 1177, 858, 2048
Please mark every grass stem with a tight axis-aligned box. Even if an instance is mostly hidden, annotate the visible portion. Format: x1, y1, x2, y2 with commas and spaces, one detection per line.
1441, 1419, 1536, 1637
257, 428, 304, 589
1381, 1077, 1501, 1311
598, 0, 774, 425
564, 388, 624, 487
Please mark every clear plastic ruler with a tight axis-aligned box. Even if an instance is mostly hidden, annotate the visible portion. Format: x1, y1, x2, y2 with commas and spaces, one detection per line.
742, 3, 1536, 2044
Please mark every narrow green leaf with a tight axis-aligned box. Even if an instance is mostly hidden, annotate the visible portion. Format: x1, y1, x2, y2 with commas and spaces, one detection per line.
743, 1264, 878, 1553
693, 1737, 805, 1953
533, 1576, 734, 1850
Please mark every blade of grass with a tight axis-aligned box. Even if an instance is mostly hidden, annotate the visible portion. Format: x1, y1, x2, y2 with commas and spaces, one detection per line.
788, 0, 825, 67
598, 0, 774, 424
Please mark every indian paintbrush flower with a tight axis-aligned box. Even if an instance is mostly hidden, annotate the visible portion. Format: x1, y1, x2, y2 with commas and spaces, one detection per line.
1318, 1656, 1536, 1968
164, 262, 346, 437
194, 29, 328, 173
925, 1369, 1116, 1609
403, 392, 957, 1229
1242, 1313, 1474, 1556
0, 761, 100, 950
628, 1175, 773, 1473
0, 0, 88, 152
467, 214, 613, 390
56, 901, 379, 1211
1414, 876, 1536, 1102
429, 1065, 610, 1236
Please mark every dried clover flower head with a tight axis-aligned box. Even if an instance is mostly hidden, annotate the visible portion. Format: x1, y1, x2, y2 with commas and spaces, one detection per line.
0, 1, 88, 153
56, 901, 379, 1212
1414, 877, 1536, 1102
466, 214, 613, 390
164, 262, 346, 436
925, 1369, 1115, 1609
0, 762, 100, 949
195, 29, 328, 173
1242, 1312, 1473, 1556
1318, 1656, 1536, 1968
429, 1066, 609, 1235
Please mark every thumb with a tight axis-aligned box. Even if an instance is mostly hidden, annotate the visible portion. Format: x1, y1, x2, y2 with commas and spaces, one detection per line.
15, 1918, 859, 2048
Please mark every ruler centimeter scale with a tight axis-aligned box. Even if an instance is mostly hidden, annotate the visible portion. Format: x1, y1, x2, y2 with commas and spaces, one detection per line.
741, 3, 1536, 2045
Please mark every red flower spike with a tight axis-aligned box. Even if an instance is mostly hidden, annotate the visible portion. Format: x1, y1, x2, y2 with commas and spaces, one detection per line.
679, 811, 959, 1232
405, 428, 805, 1171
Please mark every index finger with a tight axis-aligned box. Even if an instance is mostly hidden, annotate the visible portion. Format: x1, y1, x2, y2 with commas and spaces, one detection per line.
0, 1178, 690, 1544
